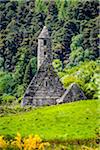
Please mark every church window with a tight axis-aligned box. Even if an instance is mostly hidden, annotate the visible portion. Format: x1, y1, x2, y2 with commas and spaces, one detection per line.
46, 81, 48, 86
44, 51, 46, 55
44, 40, 47, 45
44, 79, 48, 87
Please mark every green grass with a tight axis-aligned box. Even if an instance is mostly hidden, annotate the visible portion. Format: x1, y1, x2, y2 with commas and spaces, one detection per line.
0, 100, 99, 141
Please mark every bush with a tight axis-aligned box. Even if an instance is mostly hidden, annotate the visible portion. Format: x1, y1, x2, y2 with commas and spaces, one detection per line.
61, 75, 84, 89
52, 59, 62, 72
60, 60, 100, 99
0, 71, 15, 96
1, 94, 16, 104
17, 96, 23, 103
16, 84, 24, 98
92, 73, 100, 99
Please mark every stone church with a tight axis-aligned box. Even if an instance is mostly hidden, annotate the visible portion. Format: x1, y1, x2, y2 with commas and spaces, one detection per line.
22, 26, 86, 107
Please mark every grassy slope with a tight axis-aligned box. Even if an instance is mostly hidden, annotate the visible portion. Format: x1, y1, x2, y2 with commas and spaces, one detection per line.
0, 100, 99, 141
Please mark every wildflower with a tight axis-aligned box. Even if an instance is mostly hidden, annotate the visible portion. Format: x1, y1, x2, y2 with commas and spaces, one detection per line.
0, 136, 8, 149
11, 133, 23, 150
39, 142, 50, 150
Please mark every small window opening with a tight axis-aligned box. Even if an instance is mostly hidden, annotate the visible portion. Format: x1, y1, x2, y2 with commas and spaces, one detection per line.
46, 81, 47, 87
44, 51, 46, 55
44, 40, 47, 45
44, 80, 48, 87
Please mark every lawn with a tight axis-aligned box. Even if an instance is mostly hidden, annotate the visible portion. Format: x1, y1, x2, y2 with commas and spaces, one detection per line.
0, 100, 99, 141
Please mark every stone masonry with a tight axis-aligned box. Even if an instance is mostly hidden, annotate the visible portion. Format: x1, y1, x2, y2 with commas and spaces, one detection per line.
22, 26, 65, 106
22, 26, 86, 107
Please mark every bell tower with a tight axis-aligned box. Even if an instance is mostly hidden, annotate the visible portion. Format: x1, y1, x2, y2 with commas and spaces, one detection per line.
38, 26, 51, 70
22, 26, 65, 107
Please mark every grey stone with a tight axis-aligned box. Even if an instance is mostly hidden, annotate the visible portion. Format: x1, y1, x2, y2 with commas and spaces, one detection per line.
22, 26, 87, 107
56, 83, 87, 104
21, 26, 65, 107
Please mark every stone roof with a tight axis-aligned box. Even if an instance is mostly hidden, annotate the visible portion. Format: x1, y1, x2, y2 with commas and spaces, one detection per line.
22, 57, 65, 106
38, 26, 50, 39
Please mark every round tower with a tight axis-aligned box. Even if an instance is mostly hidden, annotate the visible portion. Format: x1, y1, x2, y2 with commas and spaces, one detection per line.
38, 26, 51, 70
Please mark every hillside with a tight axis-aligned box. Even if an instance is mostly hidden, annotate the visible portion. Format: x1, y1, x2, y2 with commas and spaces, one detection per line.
0, 100, 99, 141
0, 1, 99, 149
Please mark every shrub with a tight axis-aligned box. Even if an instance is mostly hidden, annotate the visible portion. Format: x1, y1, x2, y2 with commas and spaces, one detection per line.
0, 71, 15, 96
84, 82, 97, 99
52, 59, 62, 72
61, 75, 84, 89
60, 60, 100, 99
16, 85, 24, 98
1, 94, 16, 104
92, 73, 100, 99
17, 96, 23, 103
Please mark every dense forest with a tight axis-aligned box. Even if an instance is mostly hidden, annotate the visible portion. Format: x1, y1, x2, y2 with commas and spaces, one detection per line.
0, 0, 99, 104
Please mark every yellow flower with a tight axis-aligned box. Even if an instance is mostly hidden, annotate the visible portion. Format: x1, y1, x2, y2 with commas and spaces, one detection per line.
0, 133, 50, 150
23, 135, 50, 150
11, 133, 23, 150
39, 142, 50, 150
0, 136, 8, 149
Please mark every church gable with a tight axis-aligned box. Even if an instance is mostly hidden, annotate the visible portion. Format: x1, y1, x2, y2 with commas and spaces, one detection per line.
33, 66, 65, 97
32, 71, 65, 106
22, 57, 65, 106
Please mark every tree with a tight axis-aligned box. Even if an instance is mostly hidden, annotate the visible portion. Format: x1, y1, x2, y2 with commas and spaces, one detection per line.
69, 34, 95, 66
23, 57, 37, 89
0, 71, 15, 96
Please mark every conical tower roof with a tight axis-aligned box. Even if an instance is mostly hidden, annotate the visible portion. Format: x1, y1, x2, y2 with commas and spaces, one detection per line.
38, 26, 50, 39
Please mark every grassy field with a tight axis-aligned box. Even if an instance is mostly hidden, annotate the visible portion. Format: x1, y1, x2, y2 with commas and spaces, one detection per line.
0, 100, 99, 141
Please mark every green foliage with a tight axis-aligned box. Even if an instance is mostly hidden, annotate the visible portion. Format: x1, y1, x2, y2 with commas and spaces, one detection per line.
69, 34, 95, 66
16, 85, 24, 98
30, 57, 37, 76
60, 60, 100, 99
74, 0, 99, 20
70, 34, 83, 51
1, 94, 16, 104
14, 46, 31, 85
35, 0, 48, 13
81, 16, 99, 58
91, 70, 100, 99
69, 47, 84, 66
52, 59, 62, 72
0, 0, 99, 102
55, 0, 67, 20
0, 71, 15, 96
84, 49, 95, 60
0, 57, 4, 70
23, 57, 37, 89
17, 96, 23, 103
61, 75, 84, 89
